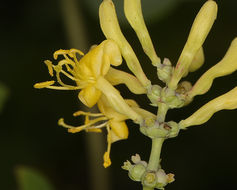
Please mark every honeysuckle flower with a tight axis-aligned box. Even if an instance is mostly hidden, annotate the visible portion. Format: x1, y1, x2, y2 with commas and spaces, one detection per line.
58, 95, 140, 168
187, 37, 237, 99
99, 0, 151, 88
34, 39, 145, 123
34, 39, 122, 108
168, 0, 217, 89
179, 87, 237, 129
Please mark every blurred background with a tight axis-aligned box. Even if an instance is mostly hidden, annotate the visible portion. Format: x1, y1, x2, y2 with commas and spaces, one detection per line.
1, 0, 237, 189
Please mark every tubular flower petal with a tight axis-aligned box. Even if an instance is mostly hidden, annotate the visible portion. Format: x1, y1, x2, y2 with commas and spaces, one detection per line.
169, 0, 217, 89
99, 0, 150, 88
188, 37, 237, 98
180, 87, 237, 129
95, 76, 143, 123
124, 0, 160, 66
34, 40, 122, 107
58, 95, 139, 168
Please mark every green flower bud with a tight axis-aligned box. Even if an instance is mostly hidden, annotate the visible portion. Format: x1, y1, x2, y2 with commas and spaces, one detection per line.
161, 87, 185, 108
140, 118, 179, 139
147, 85, 162, 106
157, 58, 172, 83
155, 169, 175, 189
122, 160, 133, 171
142, 171, 157, 188
128, 164, 146, 182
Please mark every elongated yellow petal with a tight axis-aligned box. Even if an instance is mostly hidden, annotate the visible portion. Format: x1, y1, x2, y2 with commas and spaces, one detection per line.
169, 0, 217, 89
95, 76, 143, 123
124, 0, 160, 65
188, 38, 237, 98
180, 87, 237, 128
99, 0, 150, 87
78, 86, 101, 108
105, 67, 146, 94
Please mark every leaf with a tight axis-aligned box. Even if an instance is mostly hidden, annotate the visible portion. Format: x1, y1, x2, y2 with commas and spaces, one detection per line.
15, 166, 55, 190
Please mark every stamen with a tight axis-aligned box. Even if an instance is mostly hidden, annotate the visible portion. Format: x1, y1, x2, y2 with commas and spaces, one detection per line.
103, 125, 112, 168
44, 60, 54, 77
53, 66, 79, 89
60, 70, 80, 82
69, 49, 84, 63
70, 48, 84, 56
68, 116, 108, 133
57, 60, 76, 75
73, 110, 103, 117
45, 85, 82, 90
53, 49, 70, 60
58, 116, 108, 133
34, 81, 55, 89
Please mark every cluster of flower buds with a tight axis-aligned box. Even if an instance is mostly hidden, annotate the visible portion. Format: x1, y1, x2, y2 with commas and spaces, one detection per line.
140, 118, 179, 139
122, 154, 174, 189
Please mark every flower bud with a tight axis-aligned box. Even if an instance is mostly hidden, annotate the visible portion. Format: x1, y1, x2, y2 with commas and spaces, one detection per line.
99, 0, 150, 87
188, 37, 237, 98
188, 47, 205, 72
124, 0, 160, 65
129, 164, 146, 182
180, 87, 237, 128
169, 1, 217, 89
157, 58, 172, 84
147, 85, 162, 106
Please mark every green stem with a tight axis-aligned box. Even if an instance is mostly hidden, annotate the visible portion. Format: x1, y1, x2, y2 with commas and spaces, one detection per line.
157, 103, 168, 123
142, 103, 167, 189
147, 138, 165, 171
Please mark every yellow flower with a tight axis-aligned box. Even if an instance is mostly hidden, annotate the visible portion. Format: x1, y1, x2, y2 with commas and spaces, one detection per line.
34, 39, 122, 108
58, 95, 139, 168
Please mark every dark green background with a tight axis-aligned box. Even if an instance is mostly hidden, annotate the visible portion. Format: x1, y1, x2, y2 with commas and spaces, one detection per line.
1, 0, 237, 189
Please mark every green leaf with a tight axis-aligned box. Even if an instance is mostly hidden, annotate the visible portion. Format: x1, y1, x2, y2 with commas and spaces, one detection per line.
0, 82, 9, 113
15, 166, 55, 190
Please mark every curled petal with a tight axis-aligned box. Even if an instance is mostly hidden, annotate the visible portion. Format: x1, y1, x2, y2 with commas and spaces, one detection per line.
180, 87, 237, 129
105, 67, 146, 94
102, 40, 122, 67
78, 86, 101, 108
